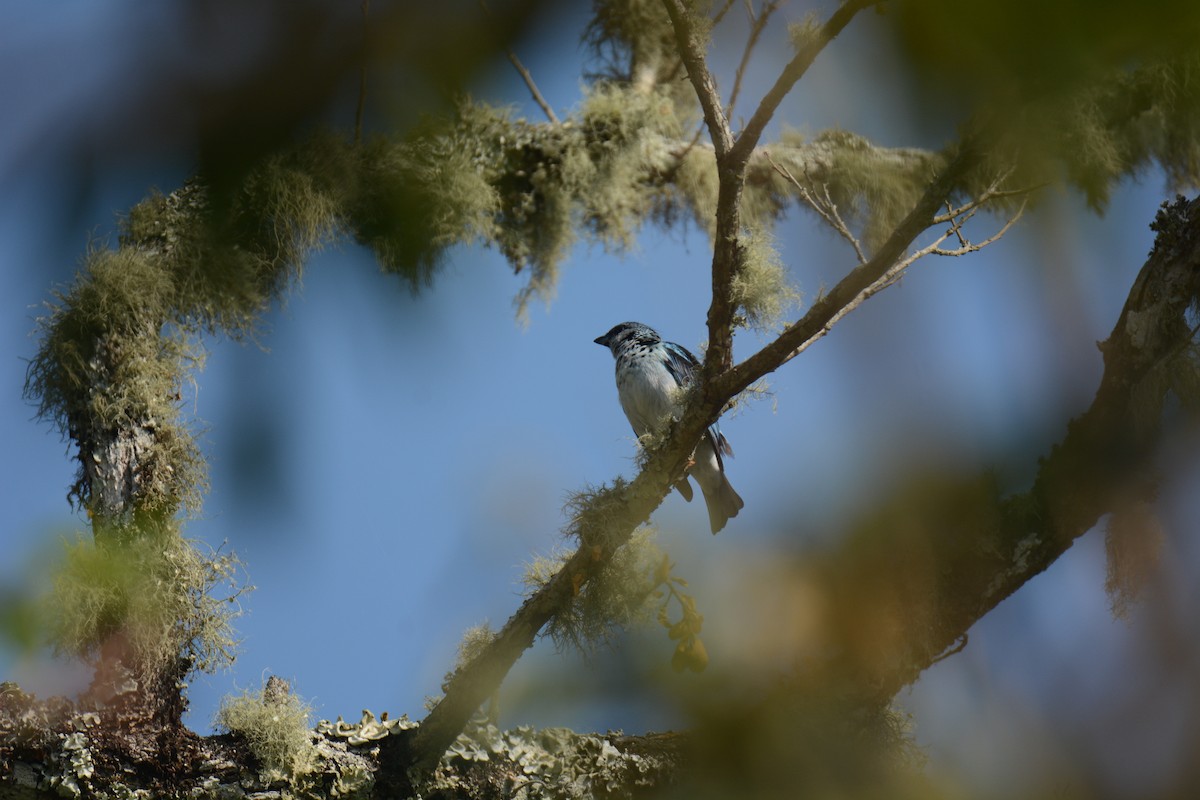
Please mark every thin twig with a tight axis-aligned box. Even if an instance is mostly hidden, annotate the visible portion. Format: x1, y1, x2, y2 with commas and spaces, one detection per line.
728, 0, 880, 168
766, 150, 867, 264
507, 51, 561, 124
932, 199, 1027, 256
480, 0, 560, 124
781, 178, 1029, 365
728, 0, 781, 123
930, 634, 969, 666
355, 0, 369, 146
858, 190, 1026, 298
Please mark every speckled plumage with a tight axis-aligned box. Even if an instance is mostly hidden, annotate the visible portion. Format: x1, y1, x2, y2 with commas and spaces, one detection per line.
594, 322, 744, 534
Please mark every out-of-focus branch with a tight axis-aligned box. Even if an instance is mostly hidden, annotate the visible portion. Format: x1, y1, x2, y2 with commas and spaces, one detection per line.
507, 50, 560, 124
800, 195, 1200, 705
355, 0, 369, 145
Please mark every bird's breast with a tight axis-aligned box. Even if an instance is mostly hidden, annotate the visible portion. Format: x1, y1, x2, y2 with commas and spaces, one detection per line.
615, 351, 681, 436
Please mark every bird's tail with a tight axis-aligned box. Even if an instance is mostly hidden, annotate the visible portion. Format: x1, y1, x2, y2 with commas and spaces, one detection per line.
702, 474, 744, 535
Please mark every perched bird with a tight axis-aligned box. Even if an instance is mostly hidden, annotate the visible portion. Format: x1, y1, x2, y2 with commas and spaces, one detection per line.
594, 321, 744, 534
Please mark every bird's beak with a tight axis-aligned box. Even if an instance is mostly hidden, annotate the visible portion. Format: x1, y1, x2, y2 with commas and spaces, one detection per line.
593, 335, 608, 347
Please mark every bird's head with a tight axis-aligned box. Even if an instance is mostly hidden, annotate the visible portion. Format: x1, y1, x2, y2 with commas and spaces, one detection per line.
594, 322, 661, 355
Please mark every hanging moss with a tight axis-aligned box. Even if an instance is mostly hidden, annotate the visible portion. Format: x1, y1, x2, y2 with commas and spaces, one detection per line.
732, 225, 800, 332
215, 678, 317, 782
349, 110, 501, 288
524, 509, 664, 654
43, 526, 244, 680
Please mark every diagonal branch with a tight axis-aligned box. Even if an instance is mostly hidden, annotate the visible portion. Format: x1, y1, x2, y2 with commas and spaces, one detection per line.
661, 0, 734, 157
379, 135, 987, 788
727, 0, 782, 124
714, 136, 984, 400
727, 0, 879, 169
506, 49, 561, 125
802, 195, 1200, 705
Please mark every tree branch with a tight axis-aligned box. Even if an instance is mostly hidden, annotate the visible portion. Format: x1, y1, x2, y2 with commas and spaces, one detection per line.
727, 0, 782, 124
715, 136, 984, 399
660, 0, 743, 377
381, 135, 986, 785
507, 50, 561, 125
663, 0, 877, 381
727, 0, 878, 169
661, 0, 734, 157
803, 195, 1200, 705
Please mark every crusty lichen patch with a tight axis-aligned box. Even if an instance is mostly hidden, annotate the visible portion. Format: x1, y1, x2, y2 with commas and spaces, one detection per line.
424, 721, 678, 800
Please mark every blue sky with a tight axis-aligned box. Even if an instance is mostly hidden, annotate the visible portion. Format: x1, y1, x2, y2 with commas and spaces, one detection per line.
3, 3, 1199, 796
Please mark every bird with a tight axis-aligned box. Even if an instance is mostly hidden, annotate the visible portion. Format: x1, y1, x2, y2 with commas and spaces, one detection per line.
594, 321, 744, 534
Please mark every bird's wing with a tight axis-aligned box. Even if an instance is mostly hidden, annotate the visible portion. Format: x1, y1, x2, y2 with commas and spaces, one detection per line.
661, 341, 699, 389
662, 341, 735, 471
712, 426, 734, 458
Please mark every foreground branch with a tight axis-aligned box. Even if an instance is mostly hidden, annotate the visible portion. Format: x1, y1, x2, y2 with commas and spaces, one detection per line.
804, 195, 1200, 705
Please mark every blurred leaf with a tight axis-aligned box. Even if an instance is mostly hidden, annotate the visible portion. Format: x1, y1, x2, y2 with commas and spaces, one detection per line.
0, 589, 40, 653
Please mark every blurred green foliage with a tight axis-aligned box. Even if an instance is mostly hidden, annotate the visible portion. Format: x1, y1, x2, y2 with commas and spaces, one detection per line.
44, 526, 244, 679
891, 0, 1200, 208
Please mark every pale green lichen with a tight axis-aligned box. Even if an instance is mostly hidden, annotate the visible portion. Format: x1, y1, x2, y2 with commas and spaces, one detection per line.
214, 679, 318, 782
454, 622, 497, 673
430, 722, 674, 800
316, 708, 418, 747
482, 82, 684, 319
46, 731, 95, 798
26, 247, 207, 517
787, 13, 822, 52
